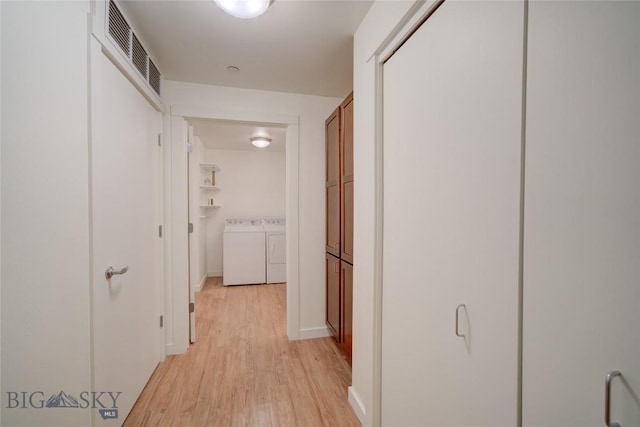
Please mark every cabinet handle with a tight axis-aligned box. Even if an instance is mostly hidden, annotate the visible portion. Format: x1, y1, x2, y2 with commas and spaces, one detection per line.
455, 304, 466, 337
605, 370, 622, 427
334, 261, 339, 273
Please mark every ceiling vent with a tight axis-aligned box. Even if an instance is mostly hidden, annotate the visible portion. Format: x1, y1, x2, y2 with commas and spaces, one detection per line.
107, 0, 162, 96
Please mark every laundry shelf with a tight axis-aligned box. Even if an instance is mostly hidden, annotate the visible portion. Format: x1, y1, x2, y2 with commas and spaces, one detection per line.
200, 163, 220, 172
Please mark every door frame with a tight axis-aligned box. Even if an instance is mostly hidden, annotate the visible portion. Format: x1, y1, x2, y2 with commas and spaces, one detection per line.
167, 104, 300, 351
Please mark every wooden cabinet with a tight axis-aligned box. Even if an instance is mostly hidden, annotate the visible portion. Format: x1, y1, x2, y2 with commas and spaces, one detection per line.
340, 94, 354, 264
341, 261, 353, 362
326, 253, 341, 339
325, 92, 354, 362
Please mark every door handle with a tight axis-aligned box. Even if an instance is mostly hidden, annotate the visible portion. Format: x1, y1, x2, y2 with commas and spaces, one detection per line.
605, 370, 622, 427
455, 304, 466, 337
105, 265, 129, 280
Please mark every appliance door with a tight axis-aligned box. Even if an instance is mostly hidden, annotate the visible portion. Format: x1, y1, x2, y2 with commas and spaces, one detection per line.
266, 233, 286, 283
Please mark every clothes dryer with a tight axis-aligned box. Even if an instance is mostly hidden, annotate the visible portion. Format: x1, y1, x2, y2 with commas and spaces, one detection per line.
263, 219, 286, 284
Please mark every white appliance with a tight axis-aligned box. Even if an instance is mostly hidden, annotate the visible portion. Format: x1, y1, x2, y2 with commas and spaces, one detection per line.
223, 219, 266, 286
264, 219, 286, 284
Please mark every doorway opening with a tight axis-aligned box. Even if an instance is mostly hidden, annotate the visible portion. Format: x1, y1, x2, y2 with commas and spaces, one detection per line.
185, 119, 288, 341
169, 105, 301, 349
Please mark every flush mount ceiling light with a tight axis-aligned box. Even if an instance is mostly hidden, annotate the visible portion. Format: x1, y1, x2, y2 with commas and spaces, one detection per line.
250, 136, 272, 148
214, 0, 274, 19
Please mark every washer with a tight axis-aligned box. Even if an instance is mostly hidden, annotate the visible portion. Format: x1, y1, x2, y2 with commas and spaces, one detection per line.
223, 219, 266, 286
264, 219, 286, 284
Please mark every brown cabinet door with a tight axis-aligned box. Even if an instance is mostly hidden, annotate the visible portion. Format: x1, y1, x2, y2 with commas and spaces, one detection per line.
341, 93, 354, 263
341, 261, 353, 362
326, 253, 341, 340
326, 108, 341, 256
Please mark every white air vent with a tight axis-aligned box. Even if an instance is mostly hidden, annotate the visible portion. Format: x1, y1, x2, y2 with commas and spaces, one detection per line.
107, 0, 161, 96
108, 0, 130, 55
132, 33, 148, 78
149, 60, 161, 96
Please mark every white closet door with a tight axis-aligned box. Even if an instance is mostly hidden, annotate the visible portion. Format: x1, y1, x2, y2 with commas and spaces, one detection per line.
523, 2, 640, 426
382, 1, 524, 425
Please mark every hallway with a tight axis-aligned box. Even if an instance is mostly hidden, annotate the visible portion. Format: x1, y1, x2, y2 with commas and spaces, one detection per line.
124, 278, 359, 426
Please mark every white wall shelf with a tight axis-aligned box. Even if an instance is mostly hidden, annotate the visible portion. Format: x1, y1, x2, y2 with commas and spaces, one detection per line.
200, 163, 220, 172
200, 205, 221, 208
200, 185, 220, 190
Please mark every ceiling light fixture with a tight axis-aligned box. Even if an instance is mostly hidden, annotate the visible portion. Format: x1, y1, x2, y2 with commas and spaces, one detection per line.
250, 136, 272, 148
214, 0, 274, 19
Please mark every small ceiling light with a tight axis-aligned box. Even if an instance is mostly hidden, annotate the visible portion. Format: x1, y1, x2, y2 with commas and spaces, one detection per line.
250, 136, 272, 148
214, 0, 274, 19
226, 65, 240, 72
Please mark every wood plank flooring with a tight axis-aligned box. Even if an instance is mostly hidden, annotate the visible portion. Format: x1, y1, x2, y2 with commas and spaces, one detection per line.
123, 278, 360, 427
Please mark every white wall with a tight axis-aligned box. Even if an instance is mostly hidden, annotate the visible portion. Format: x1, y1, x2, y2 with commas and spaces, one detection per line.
200, 148, 286, 276
163, 80, 341, 335
351, 2, 415, 426
1, 2, 92, 426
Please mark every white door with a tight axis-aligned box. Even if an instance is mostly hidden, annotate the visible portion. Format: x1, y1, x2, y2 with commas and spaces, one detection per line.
382, 1, 524, 425
187, 126, 196, 343
522, 2, 640, 426
90, 39, 162, 425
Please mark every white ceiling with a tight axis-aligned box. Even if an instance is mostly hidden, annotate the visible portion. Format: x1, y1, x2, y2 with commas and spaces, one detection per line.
189, 120, 287, 152
118, 0, 373, 98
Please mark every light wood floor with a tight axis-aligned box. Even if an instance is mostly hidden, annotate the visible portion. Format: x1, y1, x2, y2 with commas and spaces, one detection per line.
124, 277, 360, 427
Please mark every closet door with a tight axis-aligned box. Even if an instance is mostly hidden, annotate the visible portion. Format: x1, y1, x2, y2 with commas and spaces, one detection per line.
382, 1, 524, 425
523, 2, 640, 426
341, 93, 354, 264
326, 108, 341, 257
326, 253, 341, 339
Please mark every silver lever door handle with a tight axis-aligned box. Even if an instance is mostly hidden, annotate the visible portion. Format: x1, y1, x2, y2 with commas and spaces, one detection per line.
605, 370, 622, 427
455, 304, 466, 337
105, 265, 129, 280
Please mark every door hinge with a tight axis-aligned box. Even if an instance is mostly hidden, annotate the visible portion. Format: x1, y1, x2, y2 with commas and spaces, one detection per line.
159, 225, 163, 238
189, 302, 195, 313
159, 315, 164, 328
157, 134, 161, 147
188, 223, 194, 233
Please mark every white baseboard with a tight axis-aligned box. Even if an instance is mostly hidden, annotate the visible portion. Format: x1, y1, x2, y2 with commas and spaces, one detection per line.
165, 342, 188, 356
348, 386, 366, 426
208, 271, 222, 278
298, 326, 331, 340
193, 274, 207, 292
